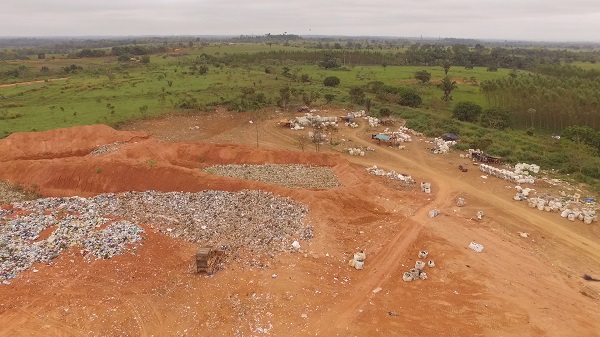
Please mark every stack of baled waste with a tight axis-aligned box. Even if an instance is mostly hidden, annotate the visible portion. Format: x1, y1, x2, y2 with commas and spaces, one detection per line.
513, 185, 535, 201
403, 250, 435, 282
514, 163, 540, 175
513, 192, 598, 224
290, 114, 339, 130
432, 138, 456, 154
346, 148, 365, 156
479, 164, 535, 184
379, 127, 414, 143
366, 165, 414, 183
365, 116, 380, 127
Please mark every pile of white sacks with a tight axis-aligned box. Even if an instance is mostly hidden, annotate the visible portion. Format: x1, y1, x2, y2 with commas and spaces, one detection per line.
432, 138, 456, 154
366, 165, 414, 183
365, 116, 380, 127
347, 148, 365, 156
290, 113, 339, 130
379, 127, 415, 143
513, 187, 598, 224
514, 163, 540, 175
527, 196, 597, 224
480, 164, 535, 184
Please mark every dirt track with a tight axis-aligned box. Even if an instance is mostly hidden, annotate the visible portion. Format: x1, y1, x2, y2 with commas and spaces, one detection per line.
1, 110, 599, 336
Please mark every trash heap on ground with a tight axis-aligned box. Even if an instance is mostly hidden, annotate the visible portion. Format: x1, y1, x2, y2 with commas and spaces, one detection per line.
513, 187, 598, 224
87, 142, 123, 156
348, 251, 366, 270
345, 147, 375, 156
288, 114, 339, 130
372, 126, 420, 148
204, 164, 341, 189
403, 250, 434, 282
1, 190, 311, 283
430, 138, 457, 154
366, 165, 414, 184
479, 164, 536, 184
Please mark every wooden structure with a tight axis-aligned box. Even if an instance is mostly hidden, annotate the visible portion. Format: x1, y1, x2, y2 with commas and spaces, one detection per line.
193, 246, 224, 274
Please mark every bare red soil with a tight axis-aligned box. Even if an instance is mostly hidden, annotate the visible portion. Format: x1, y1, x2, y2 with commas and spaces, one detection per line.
0, 110, 599, 337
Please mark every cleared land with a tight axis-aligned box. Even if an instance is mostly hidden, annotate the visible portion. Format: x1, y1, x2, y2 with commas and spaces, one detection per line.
0, 109, 599, 336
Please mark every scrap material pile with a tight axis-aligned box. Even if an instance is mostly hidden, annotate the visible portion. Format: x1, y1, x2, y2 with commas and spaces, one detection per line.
346, 147, 375, 157
514, 190, 598, 224
377, 126, 417, 146
403, 250, 435, 282
479, 164, 535, 184
205, 164, 341, 189
288, 113, 339, 130
431, 138, 456, 154
87, 142, 123, 156
366, 165, 414, 184
1, 190, 311, 283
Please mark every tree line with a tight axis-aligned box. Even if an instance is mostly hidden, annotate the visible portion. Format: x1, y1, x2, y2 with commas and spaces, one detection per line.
480, 65, 600, 132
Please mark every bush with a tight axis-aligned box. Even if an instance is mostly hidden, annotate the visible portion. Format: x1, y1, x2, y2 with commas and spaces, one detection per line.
398, 92, 422, 108
379, 108, 392, 117
323, 76, 340, 87
414, 70, 431, 83
452, 101, 483, 122
480, 106, 511, 130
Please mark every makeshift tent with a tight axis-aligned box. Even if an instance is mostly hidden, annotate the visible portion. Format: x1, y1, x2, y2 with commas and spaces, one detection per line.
442, 133, 458, 141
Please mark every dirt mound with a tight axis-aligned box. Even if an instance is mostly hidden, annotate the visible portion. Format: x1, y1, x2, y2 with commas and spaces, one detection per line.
0, 125, 149, 162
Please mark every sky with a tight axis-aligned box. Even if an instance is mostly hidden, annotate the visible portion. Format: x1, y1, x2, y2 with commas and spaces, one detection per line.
1, 0, 599, 42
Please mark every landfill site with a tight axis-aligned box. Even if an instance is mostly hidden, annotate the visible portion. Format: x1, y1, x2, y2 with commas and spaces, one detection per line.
1, 109, 600, 337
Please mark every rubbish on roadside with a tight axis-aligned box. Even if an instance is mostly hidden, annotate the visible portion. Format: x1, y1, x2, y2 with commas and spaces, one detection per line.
476, 211, 484, 220
415, 261, 425, 270
456, 198, 466, 207
402, 272, 414, 282
388, 311, 398, 316
419, 272, 428, 280
468, 242, 484, 252
427, 260, 435, 268
421, 182, 431, 194
372, 287, 382, 293
348, 251, 366, 270
418, 250, 428, 259
428, 209, 440, 218
518, 232, 529, 238
291, 241, 301, 250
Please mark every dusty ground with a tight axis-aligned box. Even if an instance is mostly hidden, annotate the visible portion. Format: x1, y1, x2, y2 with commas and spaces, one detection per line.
1, 108, 599, 337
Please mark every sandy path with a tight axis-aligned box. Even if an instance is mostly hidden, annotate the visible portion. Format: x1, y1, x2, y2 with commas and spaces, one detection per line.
0, 77, 69, 88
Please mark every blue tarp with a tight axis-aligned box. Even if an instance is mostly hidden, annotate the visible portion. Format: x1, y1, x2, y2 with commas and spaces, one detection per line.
374, 134, 391, 141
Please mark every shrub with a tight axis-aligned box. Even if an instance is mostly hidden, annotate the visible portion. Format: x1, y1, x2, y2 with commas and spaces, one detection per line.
480, 106, 511, 130
323, 76, 340, 87
452, 101, 483, 122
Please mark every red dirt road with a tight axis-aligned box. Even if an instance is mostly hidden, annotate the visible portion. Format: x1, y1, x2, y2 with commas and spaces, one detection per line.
1, 110, 599, 336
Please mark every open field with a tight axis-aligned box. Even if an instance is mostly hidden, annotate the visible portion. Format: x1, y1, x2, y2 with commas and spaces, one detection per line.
0, 110, 599, 336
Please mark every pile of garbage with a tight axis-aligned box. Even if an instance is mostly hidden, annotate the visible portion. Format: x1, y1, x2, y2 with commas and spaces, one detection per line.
348, 251, 366, 270
403, 250, 435, 282
205, 164, 341, 189
378, 127, 417, 144
289, 114, 339, 130
87, 142, 123, 156
0, 210, 144, 283
346, 148, 365, 156
366, 165, 414, 184
1, 190, 312, 283
365, 116, 379, 127
431, 138, 456, 154
479, 164, 535, 184
512, 187, 598, 224
514, 163, 541, 175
